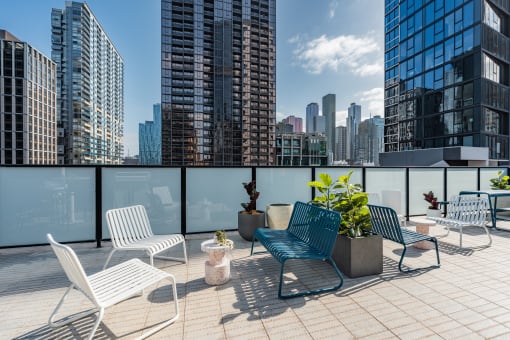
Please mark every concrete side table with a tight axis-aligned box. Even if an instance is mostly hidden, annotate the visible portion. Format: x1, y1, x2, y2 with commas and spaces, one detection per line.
200, 239, 232, 285
409, 217, 436, 250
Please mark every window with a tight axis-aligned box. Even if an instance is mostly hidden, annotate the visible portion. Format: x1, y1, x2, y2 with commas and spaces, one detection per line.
483, 53, 500, 83
484, 0, 501, 32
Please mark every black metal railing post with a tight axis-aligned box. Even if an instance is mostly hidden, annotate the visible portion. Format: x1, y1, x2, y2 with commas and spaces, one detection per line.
95, 166, 102, 248
181, 167, 186, 235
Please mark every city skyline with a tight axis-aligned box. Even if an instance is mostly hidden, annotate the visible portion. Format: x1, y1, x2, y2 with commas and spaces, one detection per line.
0, 0, 384, 156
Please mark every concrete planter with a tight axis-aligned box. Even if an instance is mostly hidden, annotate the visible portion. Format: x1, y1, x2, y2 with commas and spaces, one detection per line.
266, 203, 293, 229
238, 211, 265, 241
426, 208, 441, 218
332, 234, 383, 278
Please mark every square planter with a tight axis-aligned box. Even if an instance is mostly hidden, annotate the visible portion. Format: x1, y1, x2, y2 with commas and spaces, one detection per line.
332, 234, 383, 278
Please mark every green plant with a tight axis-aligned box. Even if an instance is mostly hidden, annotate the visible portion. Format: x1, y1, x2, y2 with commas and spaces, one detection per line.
241, 180, 260, 214
214, 230, 233, 248
423, 191, 439, 209
308, 171, 372, 238
490, 171, 510, 190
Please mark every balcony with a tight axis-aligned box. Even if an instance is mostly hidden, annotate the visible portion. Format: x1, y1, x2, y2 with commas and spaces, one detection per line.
2, 165, 510, 338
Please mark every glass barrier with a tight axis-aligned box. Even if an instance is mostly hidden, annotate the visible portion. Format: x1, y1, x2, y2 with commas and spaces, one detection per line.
102, 168, 182, 236
480, 168, 506, 191
0, 167, 95, 246
365, 168, 406, 215
186, 168, 251, 233
409, 168, 444, 215
446, 168, 478, 198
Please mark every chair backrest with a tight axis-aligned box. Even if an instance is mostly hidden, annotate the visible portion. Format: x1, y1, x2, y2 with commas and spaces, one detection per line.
446, 195, 489, 226
287, 201, 341, 257
106, 205, 154, 248
367, 204, 404, 244
47, 234, 98, 305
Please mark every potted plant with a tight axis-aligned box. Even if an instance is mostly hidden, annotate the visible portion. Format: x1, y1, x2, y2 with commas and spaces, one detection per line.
214, 230, 234, 249
308, 171, 383, 278
266, 203, 293, 230
423, 191, 441, 218
490, 171, 510, 190
238, 180, 265, 241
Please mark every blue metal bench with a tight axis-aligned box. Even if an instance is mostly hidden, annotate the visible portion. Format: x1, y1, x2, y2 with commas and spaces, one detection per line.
368, 204, 440, 272
250, 201, 343, 299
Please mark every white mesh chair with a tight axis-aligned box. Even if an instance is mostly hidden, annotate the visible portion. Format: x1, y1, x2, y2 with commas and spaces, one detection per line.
104, 205, 187, 269
47, 234, 179, 340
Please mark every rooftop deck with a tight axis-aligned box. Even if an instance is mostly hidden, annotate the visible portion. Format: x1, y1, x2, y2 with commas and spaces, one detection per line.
3, 222, 510, 339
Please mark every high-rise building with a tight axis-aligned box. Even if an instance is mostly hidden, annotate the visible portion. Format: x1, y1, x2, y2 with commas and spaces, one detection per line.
52, 1, 124, 164
282, 115, 303, 133
306, 102, 319, 133
358, 115, 384, 165
275, 132, 327, 166
335, 125, 347, 161
161, 0, 276, 166
139, 103, 162, 165
0, 30, 57, 164
383, 0, 510, 165
315, 115, 326, 133
322, 94, 336, 160
346, 102, 361, 163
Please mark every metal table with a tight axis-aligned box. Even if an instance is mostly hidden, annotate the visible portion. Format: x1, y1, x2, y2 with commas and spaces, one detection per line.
459, 190, 510, 230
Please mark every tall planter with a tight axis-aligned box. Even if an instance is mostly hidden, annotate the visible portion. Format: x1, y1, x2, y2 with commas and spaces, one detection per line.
266, 203, 293, 230
332, 234, 383, 278
238, 211, 265, 241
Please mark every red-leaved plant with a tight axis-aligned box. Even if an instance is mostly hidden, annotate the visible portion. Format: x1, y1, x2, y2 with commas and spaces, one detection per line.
423, 191, 439, 210
241, 180, 260, 214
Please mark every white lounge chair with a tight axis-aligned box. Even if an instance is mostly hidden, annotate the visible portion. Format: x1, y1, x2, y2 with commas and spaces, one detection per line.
47, 234, 179, 340
104, 205, 187, 269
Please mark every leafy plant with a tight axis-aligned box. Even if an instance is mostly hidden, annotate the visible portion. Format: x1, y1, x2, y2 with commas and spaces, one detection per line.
490, 171, 510, 190
214, 230, 233, 248
423, 191, 439, 210
241, 180, 260, 214
308, 171, 372, 238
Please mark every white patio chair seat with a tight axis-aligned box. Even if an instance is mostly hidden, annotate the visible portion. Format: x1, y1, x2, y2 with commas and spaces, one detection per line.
47, 234, 179, 340
104, 204, 187, 269
428, 195, 491, 248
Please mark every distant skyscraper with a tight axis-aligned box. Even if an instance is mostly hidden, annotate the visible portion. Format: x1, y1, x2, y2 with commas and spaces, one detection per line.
384, 0, 510, 163
161, 0, 276, 166
346, 103, 361, 163
0, 30, 57, 164
315, 116, 326, 133
358, 115, 384, 165
139, 104, 162, 165
282, 115, 303, 133
52, 1, 124, 164
322, 94, 336, 160
335, 125, 347, 162
306, 102, 319, 133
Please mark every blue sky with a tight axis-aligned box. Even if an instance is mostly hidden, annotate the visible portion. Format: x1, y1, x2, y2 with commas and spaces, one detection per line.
0, 0, 383, 156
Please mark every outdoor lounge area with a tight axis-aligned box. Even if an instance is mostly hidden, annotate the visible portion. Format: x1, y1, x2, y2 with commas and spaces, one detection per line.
3, 220, 510, 339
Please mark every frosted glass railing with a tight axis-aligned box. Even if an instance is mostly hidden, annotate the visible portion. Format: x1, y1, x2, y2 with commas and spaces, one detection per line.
0, 166, 508, 247
0, 167, 95, 247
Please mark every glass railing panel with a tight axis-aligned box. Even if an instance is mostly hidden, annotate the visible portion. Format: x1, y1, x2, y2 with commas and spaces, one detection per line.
102, 168, 181, 237
0, 167, 95, 246
409, 168, 445, 215
446, 168, 478, 198
186, 168, 251, 233
316, 167, 363, 189
256, 168, 311, 214
365, 168, 406, 215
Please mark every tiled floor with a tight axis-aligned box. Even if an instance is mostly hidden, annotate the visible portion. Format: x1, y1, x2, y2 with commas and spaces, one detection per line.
2, 221, 510, 339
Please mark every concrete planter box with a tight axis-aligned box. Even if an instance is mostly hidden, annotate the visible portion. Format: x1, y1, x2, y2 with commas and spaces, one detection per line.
332, 234, 383, 278
238, 211, 265, 241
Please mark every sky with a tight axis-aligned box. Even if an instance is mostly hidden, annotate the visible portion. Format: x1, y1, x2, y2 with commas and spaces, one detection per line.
0, 0, 384, 156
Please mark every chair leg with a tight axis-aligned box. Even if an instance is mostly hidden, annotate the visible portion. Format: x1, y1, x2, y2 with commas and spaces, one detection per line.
399, 240, 440, 273
103, 249, 118, 270
182, 239, 188, 263
484, 226, 492, 246
459, 227, 463, 249
49, 284, 101, 337
398, 246, 407, 272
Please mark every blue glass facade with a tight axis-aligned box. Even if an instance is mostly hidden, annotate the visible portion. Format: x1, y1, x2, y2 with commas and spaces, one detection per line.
139, 104, 162, 165
384, 0, 510, 162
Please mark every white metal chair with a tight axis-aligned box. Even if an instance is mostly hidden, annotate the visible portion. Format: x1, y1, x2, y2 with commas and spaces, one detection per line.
47, 234, 179, 340
104, 205, 187, 269
428, 195, 492, 248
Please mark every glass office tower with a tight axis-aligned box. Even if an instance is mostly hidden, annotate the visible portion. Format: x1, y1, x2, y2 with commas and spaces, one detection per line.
52, 2, 124, 164
384, 0, 510, 162
139, 103, 162, 165
0, 30, 57, 165
161, 0, 276, 166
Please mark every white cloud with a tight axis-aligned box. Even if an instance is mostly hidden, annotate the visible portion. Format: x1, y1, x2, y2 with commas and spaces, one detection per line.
329, 1, 339, 19
335, 110, 347, 127
357, 87, 384, 119
291, 34, 383, 76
